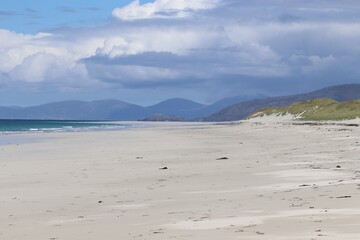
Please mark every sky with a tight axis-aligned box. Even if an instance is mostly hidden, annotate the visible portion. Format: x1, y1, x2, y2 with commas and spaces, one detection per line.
1, 0, 360, 106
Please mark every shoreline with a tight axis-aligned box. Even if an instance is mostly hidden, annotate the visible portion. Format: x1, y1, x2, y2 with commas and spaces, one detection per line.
1, 120, 360, 239
0, 121, 215, 135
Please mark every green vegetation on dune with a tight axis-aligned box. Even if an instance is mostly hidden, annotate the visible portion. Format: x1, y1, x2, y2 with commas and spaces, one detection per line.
248, 98, 360, 121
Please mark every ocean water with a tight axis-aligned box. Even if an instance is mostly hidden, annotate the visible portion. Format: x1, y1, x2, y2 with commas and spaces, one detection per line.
0, 119, 127, 134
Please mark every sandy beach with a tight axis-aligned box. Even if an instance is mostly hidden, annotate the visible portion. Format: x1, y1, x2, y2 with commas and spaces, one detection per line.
2, 120, 360, 239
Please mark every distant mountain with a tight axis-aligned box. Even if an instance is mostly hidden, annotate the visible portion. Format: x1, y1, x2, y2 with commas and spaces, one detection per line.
145, 98, 205, 118
0, 100, 145, 120
140, 114, 186, 122
0, 107, 19, 119
248, 98, 360, 121
205, 84, 360, 121
193, 95, 267, 118
144, 95, 267, 119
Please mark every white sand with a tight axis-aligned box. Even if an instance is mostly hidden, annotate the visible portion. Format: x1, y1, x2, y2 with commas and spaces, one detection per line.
1, 120, 360, 239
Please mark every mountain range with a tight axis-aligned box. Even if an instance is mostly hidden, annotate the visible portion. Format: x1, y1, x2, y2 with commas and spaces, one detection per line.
1, 84, 360, 121
0, 95, 263, 120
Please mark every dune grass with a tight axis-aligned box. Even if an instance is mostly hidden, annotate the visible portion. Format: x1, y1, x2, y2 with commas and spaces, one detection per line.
248, 98, 360, 121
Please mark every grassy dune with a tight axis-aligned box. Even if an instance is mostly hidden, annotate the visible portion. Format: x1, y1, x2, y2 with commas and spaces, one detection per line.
248, 98, 360, 121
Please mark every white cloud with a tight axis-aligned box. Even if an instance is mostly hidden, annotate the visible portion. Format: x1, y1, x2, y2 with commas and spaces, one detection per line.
112, 0, 220, 21
0, 30, 56, 72
0, 30, 103, 87
10, 53, 67, 83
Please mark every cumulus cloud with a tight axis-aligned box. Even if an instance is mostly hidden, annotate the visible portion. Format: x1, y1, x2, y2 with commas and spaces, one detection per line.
112, 0, 220, 20
10, 53, 67, 83
0, 29, 104, 92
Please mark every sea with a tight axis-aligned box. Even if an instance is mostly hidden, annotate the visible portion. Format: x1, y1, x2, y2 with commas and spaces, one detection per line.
0, 119, 135, 146
0, 119, 128, 134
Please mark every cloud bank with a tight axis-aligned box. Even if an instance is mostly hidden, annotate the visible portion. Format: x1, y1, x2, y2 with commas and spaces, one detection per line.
1, 0, 360, 104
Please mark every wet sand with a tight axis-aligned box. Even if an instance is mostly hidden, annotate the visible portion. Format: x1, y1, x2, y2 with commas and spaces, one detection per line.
1, 120, 360, 239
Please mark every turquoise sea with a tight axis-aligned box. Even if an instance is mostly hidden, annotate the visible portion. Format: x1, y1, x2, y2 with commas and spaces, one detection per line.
0, 119, 127, 133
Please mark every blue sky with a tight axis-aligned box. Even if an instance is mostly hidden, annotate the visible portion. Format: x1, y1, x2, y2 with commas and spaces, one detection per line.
1, 0, 360, 106
0, 0, 153, 33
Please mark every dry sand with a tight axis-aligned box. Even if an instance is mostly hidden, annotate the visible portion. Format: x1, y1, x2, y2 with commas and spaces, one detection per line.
2, 120, 360, 239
